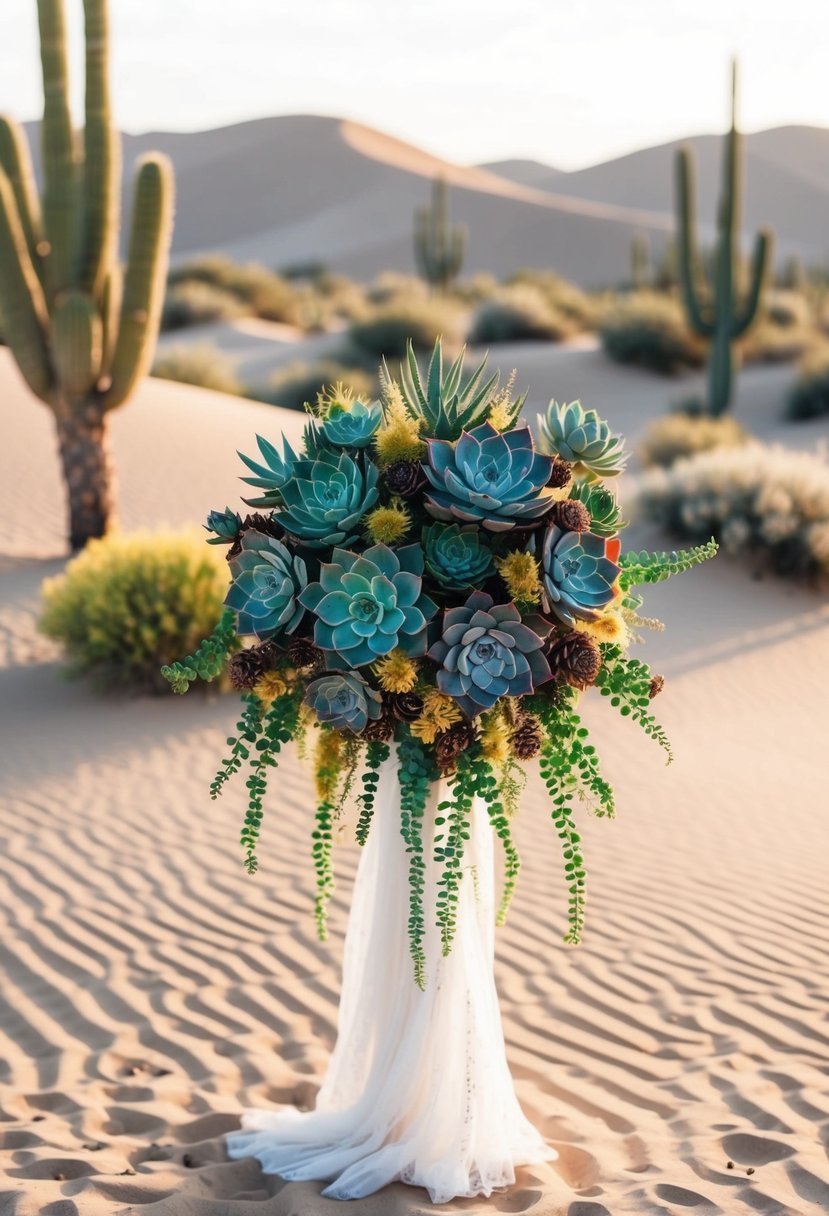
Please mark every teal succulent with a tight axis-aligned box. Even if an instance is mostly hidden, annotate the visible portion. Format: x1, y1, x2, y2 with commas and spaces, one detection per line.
539, 400, 628, 478
304, 670, 382, 734
540, 525, 620, 627
422, 522, 494, 590
271, 449, 380, 549
423, 421, 555, 532
427, 590, 552, 717
205, 506, 242, 545
299, 543, 437, 667
238, 434, 300, 507
225, 530, 308, 640
321, 399, 382, 448
568, 480, 626, 539
395, 339, 525, 441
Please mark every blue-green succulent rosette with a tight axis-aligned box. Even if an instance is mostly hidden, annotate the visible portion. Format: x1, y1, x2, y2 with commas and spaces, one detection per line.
299, 543, 438, 667
269, 448, 379, 549
225, 529, 307, 639
539, 400, 628, 479
321, 399, 382, 449
540, 525, 621, 627
422, 522, 494, 590
304, 670, 382, 733
423, 421, 555, 532
428, 590, 553, 717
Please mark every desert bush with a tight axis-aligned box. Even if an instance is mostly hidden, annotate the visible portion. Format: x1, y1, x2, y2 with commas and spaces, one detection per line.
349, 298, 464, 359
786, 344, 829, 420
162, 281, 246, 332
763, 290, 811, 329
599, 293, 705, 374
40, 531, 228, 689
449, 273, 500, 306
469, 285, 576, 344
637, 444, 829, 581
366, 272, 429, 306
640, 413, 749, 468
152, 346, 242, 395
741, 320, 811, 365
508, 270, 596, 329
169, 255, 300, 324
259, 360, 377, 411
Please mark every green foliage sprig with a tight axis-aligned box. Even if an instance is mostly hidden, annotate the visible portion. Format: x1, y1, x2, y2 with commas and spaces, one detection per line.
210, 694, 263, 799
596, 647, 673, 762
535, 695, 588, 944
478, 763, 522, 927
435, 747, 477, 956
398, 733, 435, 989
312, 800, 335, 940
356, 741, 390, 846
241, 692, 301, 875
161, 607, 239, 693
619, 539, 718, 591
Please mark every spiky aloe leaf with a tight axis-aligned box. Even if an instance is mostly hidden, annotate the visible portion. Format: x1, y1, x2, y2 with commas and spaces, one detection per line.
398, 338, 504, 440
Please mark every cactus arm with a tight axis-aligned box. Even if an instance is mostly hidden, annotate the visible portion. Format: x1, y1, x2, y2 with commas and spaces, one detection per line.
52, 292, 103, 402
104, 155, 174, 410
675, 147, 714, 338
37, 0, 77, 298
733, 229, 773, 336
99, 262, 122, 375
0, 117, 45, 269
78, 0, 120, 300
0, 171, 54, 403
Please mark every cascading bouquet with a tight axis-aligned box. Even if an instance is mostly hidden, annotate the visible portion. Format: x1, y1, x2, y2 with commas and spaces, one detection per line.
163, 339, 715, 986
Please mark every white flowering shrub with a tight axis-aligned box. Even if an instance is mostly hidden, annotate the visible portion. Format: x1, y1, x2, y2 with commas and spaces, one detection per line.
637, 444, 829, 580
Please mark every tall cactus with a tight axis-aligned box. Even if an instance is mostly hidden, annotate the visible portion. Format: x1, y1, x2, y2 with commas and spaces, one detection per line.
413, 175, 465, 293
629, 230, 651, 290
0, 0, 174, 549
675, 60, 772, 417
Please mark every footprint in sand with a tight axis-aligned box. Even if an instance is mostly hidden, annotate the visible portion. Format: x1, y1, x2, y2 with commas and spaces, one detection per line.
721, 1131, 795, 1164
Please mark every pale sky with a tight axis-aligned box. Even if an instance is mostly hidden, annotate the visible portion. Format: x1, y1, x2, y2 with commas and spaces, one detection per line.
0, 0, 826, 170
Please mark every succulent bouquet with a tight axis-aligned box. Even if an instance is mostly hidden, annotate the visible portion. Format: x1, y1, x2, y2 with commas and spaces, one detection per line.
164, 340, 715, 986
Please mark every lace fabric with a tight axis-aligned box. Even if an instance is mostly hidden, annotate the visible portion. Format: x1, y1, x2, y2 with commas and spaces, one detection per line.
226, 748, 555, 1203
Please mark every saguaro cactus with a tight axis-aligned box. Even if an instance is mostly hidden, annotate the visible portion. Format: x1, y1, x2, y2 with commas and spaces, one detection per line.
0, 0, 174, 549
413, 176, 466, 293
629, 231, 651, 290
675, 60, 772, 417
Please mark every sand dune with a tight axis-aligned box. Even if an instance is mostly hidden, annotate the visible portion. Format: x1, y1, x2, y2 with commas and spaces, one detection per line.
2, 349, 829, 1214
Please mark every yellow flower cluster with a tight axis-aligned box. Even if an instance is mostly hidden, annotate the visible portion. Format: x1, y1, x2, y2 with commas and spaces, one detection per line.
496, 550, 543, 606
410, 689, 462, 744
313, 729, 344, 803
374, 649, 419, 693
315, 381, 357, 416
364, 502, 411, 544
576, 610, 629, 647
375, 383, 424, 466
480, 710, 511, 766
253, 670, 288, 705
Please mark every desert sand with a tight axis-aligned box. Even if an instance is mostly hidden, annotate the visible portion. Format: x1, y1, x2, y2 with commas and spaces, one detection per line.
2, 345, 829, 1216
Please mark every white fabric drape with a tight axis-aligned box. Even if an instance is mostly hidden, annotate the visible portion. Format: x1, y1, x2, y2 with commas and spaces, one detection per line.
226, 749, 555, 1203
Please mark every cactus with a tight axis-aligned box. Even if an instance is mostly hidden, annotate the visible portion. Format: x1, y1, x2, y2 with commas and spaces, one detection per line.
0, 0, 174, 549
629, 231, 651, 290
675, 60, 772, 417
413, 176, 465, 293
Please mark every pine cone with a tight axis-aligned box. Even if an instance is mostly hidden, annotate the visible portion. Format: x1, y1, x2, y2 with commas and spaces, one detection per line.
288, 636, 323, 672
435, 721, 478, 771
547, 630, 602, 689
228, 643, 275, 690
551, 498, 591, 533
649, 673, 665, 699
384, 459, 426, 499
548, 457, 572, 489
385, 690, 424, 722
510, 713, 544, 760
360, 712, 397, 743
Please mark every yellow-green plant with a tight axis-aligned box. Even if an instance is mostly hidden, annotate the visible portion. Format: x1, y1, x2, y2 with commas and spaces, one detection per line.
640, 413, 749, 468
0, 0, 174, 550
40, 531, 227, 688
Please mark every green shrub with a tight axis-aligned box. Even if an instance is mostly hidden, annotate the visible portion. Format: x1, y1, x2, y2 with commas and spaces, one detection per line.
258, 360, 377, 411
152, 345, 243, 395
162, 281, 246, 331
786, 344, 829, 420
349, 299, 464, 360
469, 285, 576, 344
366, 272, 428, 306
169, 255, 300, 324
508, 270, 596, 329
600, 293, 704, 374
763, 290, 811, 329
637, 444, 829, 581
40, 531, 228, 689
640, 413, 749, 468
741, 320, 811, 365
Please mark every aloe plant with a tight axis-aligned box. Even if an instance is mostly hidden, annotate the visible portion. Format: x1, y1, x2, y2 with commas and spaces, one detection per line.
0, 0, 174, 549
675, 60, 772, 417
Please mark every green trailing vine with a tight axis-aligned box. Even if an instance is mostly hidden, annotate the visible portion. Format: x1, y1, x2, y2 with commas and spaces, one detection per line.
161, 608, 239, 694
210, 694, 263, 799
312, 800, 335, 940
397, 734, 435, 989
477, 762, 522, 927
356, 741, 390, 846
240, 692, 302, 874
435, 747, 476, 957
619, 539, 718, 591
535, 700, 587, 945
596, 647, 674, 762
